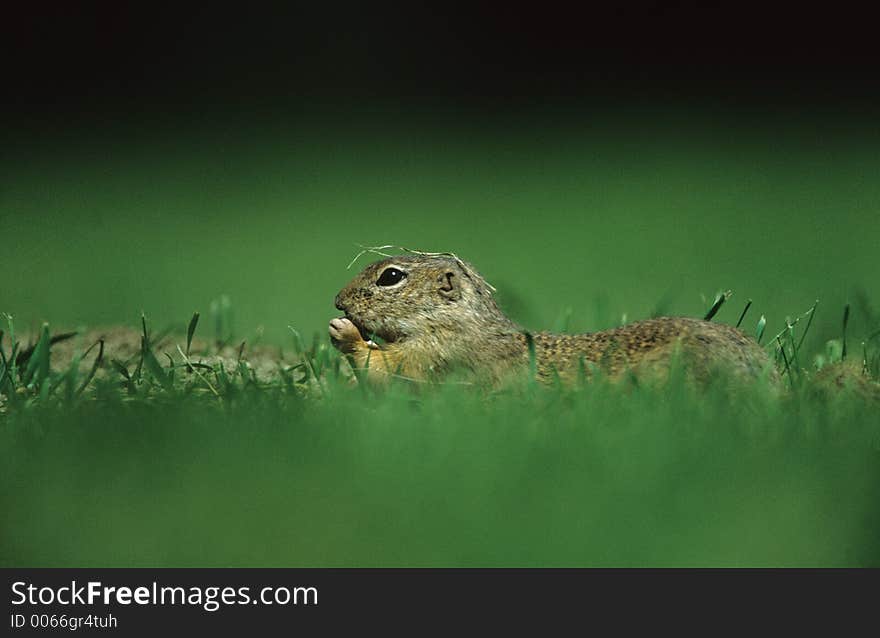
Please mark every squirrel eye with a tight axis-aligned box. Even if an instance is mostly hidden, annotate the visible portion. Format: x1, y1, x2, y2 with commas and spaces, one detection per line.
376, 268, 406, 286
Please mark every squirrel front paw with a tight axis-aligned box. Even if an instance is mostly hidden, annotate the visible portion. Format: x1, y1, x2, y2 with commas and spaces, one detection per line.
329, 317, 365, 354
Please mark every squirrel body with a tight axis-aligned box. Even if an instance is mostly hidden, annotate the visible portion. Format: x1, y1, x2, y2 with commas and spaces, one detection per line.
329, 254, 777, 387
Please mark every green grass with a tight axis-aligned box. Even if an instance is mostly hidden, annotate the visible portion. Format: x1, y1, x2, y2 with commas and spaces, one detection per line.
2, 107, 880, 566
1, 367, 879, 567
1, 303, 878, 566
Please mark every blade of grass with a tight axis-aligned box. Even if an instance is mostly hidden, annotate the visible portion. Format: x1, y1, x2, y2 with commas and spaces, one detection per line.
15, 331, 76, 368
736, 299, 752, 329
786, 320, 800, 383
215, 362, 231, 392
577, 355, 588, 388
59, 351, 83, 402
133, 345, 144, 383
22, 324, 51, 387
796, 299, 819, 352
303, 349, 328, 397
176, 345, 219, 397
764, 303, 818, 350
0, 329, 8, 391
703, 290, 732, 322
842, 303, 850, 360
141, 335, 174, 392
2, 314, 20, 389
141, 313, 150, 346
525, 331, 537, 384
186, 312, 200, 356
755, 315, 767, 344
776, 336, 793, 386
288, 326, 305, 354
238, 361, 254, 386
75, 339, 105, 397
110, 359, 131, 380
110, 358, 137, 394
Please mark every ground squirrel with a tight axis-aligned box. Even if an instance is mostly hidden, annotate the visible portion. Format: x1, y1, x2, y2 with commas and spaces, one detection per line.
329, 254, 778, 387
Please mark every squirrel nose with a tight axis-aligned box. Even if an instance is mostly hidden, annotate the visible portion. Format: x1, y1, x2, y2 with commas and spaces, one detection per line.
334, 293, 346, 312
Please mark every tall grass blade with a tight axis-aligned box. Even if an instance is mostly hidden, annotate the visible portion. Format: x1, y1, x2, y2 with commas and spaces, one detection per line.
133, 348, 144, 383
110, 359, 132, 380
786, 320, 800, 382
755, 315, 767, 344
735, 299, 752, 328
3, 314, 17, 380
525, 331, 537, 383
0, 329, 7, 389
15, 331, 76, 368
796, 299, 819, 352
22, 324, 51, 387
176, 345, 219, 397
75, 339, 105, 397
186, 312, 200, 356
704, 290, 732, 322
140, 320, 173, 392
577, 355, 588, 388
288, 326, 305, 354
776, 336, 793, 386
842, 303, 850, 360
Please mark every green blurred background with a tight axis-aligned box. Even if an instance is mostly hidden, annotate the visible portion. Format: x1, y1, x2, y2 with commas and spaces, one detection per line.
4, 107, 879, 346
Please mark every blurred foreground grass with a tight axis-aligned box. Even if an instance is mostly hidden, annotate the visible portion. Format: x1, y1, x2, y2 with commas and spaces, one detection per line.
2, 371, 879, 567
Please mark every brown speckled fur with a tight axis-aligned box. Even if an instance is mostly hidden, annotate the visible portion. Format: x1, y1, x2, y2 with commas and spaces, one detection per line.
329, 254, 778, 387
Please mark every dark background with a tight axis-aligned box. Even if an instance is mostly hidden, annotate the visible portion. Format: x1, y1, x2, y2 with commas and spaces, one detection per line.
5, 3, 879, 119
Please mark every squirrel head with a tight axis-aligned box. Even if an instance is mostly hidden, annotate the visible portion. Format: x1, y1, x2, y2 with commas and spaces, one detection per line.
334, 254, 512, 344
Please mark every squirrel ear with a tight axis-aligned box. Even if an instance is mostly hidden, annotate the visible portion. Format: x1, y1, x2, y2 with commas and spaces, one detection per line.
438, 271, 460, 301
